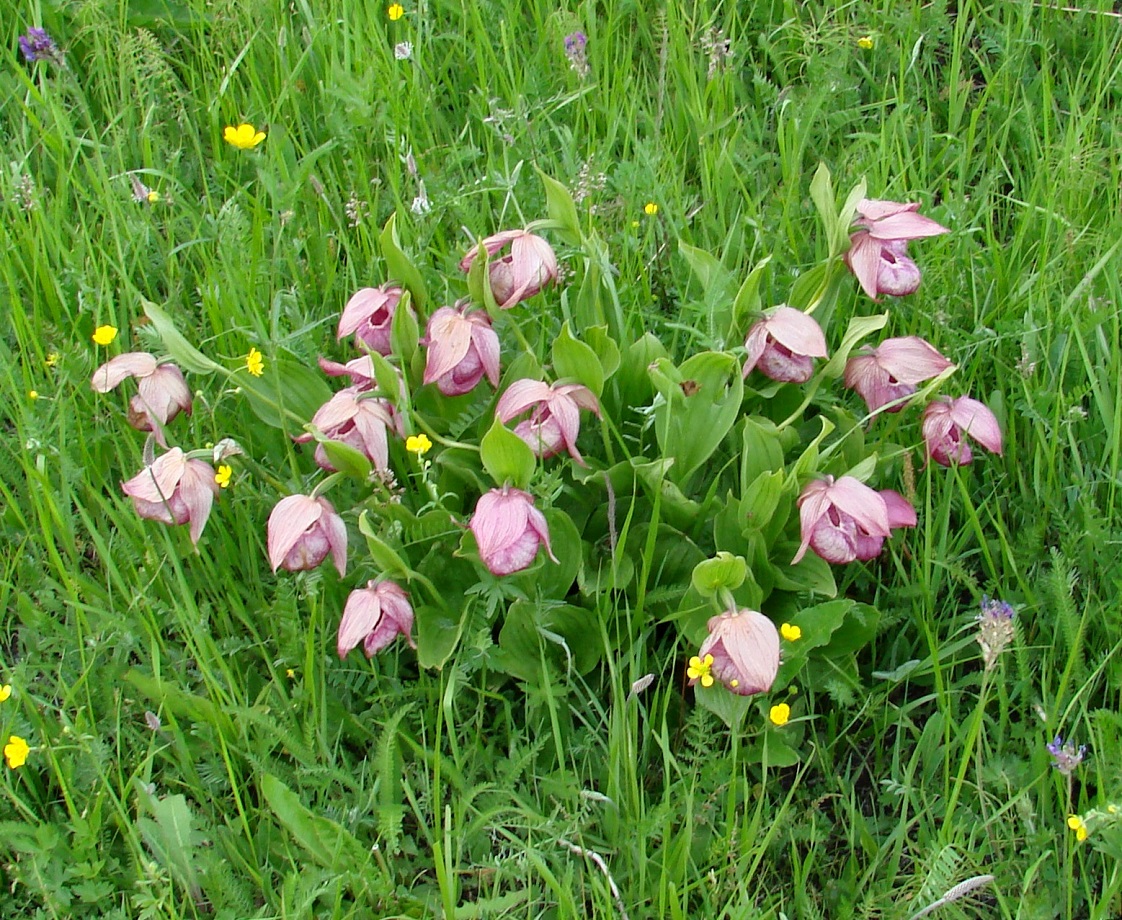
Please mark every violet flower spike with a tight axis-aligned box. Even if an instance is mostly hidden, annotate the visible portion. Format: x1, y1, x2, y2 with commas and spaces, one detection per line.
337, 580, 416, 658
922, 396, 1003, 466
689, 609, 780, 696
1046, 736, 1087, 776
267, 494, 347, 575
19, 27, 62, 65
336, 283, 407, 355
495, 379, 601, 464
459, 229, 558, 309
844, 336, 955, 413
845, 198, 949, 299
295, 386, 402, 472
121, 448, 219, 545
469, 487, 558, 576
794, 475, 915, 565
742, 306, 828, 383
91, 352, 192, 445
423, 302, 501, 396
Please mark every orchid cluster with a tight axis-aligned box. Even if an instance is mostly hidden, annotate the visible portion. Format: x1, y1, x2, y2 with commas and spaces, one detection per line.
104, 168, 1004, 734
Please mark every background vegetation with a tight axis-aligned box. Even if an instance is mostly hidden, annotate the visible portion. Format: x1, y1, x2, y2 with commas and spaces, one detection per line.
2, 0, 1121, 917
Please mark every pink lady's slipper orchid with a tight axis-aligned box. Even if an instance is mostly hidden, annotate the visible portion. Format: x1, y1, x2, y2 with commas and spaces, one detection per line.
121, 447, 219, 545
495, 379, 601, 464
845, 199, 949, 299
794, 475, 916, 565
337, 283, 408, 355
459, 229, 558, 309
688, 609, 780, 696
91, 352, 192, 443
337, 580, 416, 658
295, 386, 402, 472
318, 354, 377, 389
742, 306, 828, 383
423, 302, 500, 396
844, 336, 955, 413
469, 487, 558, 576
267, 494, 347, 575
922, 396, 1003, 466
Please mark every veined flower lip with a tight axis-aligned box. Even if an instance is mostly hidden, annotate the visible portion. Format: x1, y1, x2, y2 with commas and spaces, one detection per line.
469, 487, 558, 576
495, 379, 600, 464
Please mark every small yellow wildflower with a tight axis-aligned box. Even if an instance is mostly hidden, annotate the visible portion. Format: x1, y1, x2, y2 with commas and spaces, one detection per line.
215, 465, 233, 489
388, 3, 405, 20
1109, 804, 1119, 815
643, 202, 659, 216
4, 735, 29, 769
406, 433, 432, 455
769, 703, 791, 726
687, 654, 715, 688
286, 668, 296, 679
45, 352, 59, 368
223, 123, 267, 150
245, 347, 265, 377
1067, 814, 1088, 841
92, 325, 118, 346
0, 685, 11, 702
28, 390, 38, 401
858, 36, 874, 50
780, 623, 802, 641
146, 190, 160, 204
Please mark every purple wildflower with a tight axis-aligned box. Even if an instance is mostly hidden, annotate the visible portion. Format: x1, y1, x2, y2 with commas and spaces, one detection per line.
564, 31, 590, 78
1047, 736, 1086, 776
977, 596, 1015, 670
19, 27, 62, 65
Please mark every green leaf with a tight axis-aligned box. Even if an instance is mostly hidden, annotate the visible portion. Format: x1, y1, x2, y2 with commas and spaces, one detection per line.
240, 357, 333, 432
357, 511, 411, 578
582, 325, 621, 379
835, 178, 868, 255
809, 163, 837, 253
367, 349, 404, 404
728, 256, 772, 345
821, 311, 890, 379
260, 774, 370, 873
536, 167, 581, 246
480, 416, 536, 489
142, 299, 222, 375
135, 791, 202, 897
770, 546, 837, 597
551, 322, 604, 396
414, 603, 465, 670
390, 288, 419, 365
124, 670, 234, 736
318, 438, 372, 480
379, 213, 428, 311
495, 601, 601, 683
694, 682, 754, 729
741, 416, 786, 490
679, 240, 737, 342
742, 470, 785, 532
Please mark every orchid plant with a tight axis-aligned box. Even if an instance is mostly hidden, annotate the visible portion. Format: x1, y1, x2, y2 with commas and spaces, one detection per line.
94, 166, 1003, 756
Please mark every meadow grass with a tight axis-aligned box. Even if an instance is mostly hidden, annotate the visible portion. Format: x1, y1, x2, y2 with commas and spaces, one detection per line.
2, 0, 1121, 917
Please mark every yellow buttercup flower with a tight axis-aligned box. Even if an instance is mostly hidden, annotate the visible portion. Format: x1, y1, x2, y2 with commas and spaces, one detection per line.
0, 685, 11, 702
92, 325, 118, 346
28, 390, 38, 401
1067, 814, 1088, 841
215, 465, 232, 489
45, 352, 59, 368
388, 3, 404, 19
223, 123, 267, 150
858, 36, 874, 50
780, 622, 802, 641
245, 347, 265, 377
406, 433, 432, 455
643, 202, 658, 216
286, 668, 296, 679
769, 703, 791, 726
687, 654, 715, 688
146, 190, 160, 203
4, 735, 29, 769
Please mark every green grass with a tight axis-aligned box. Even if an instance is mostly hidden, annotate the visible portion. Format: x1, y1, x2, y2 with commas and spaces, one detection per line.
3, 0, 1122, 917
